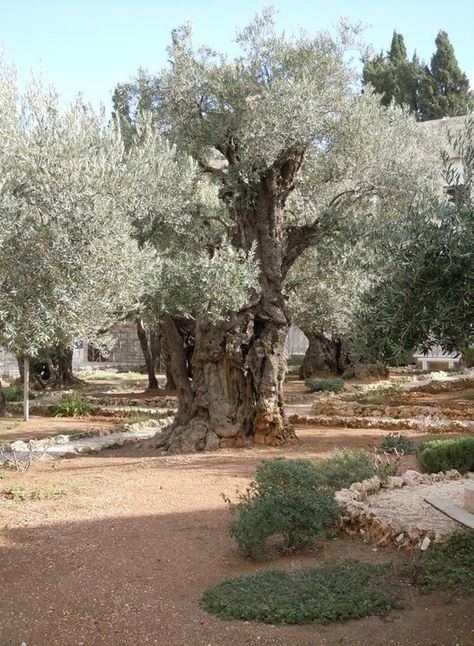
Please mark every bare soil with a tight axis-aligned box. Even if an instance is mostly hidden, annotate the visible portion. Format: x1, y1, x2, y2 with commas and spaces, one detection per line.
1, 378, 473, 645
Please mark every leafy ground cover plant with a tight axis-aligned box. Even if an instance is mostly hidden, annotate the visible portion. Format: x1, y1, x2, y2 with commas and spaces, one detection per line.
2, 484, 67, 501
412, 530, 474, 597
54, 397, 93, 418
416, 436, 474, 474
304, 378, 344, 393
202, 561, 403, 624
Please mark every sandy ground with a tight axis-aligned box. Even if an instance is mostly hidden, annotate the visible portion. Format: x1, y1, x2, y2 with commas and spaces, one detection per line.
1, 425, 473, 646
1, 375, 474, 645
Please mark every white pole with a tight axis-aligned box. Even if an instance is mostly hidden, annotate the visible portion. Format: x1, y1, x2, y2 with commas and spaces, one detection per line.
23, 358, 29, 422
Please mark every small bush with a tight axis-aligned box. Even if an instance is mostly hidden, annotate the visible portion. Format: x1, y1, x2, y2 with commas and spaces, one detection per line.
304, 378, 344, 393
54, 397, 93, 418
416, 436, 474, 474
3, 386, 36, 402
288, 355, 304, 367
380, 433, 416, 455
202, 561, 403, 624
317, 450, 378, 490
227, 452, 381, 560
228, 458, 341, 560
462, 348, 474, 368
414, 530, 474, 597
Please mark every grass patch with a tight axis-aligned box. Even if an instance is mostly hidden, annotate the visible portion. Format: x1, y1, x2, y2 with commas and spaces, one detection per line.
2, 484, 67, 501
3, 385, 36, 402
202, 561, 403, 624
304, 378, 344, 393
356, 384, 403, 405
54, 397, 94, 417
416, 435, 474, 474
414, 530, 474, 597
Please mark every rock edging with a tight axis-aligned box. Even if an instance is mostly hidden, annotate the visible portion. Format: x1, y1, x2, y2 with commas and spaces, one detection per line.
334, 469, 462, 550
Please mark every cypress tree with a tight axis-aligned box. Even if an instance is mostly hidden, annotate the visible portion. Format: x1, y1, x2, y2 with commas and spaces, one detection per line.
419, 30, 472, 120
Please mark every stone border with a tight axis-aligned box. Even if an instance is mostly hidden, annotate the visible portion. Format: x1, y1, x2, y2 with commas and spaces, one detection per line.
289, 413, 473, 433
0, 418, 172, 462
334, 469, 464, 550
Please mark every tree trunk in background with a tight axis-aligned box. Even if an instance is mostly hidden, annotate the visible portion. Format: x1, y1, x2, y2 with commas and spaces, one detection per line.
149, 327, 161, 378
50, 347, 77, 387
159, 316, 194, 431
136, 318, 159, 390
299, 331, 330, 378
0, 379, 6, 417
300, 331, 353, 377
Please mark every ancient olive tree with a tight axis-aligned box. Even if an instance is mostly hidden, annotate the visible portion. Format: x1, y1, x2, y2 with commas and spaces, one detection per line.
116, 12, 441, 451
0, 64, 152, 406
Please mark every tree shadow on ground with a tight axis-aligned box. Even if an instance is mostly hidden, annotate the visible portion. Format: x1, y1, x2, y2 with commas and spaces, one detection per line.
2, 506, 473, 646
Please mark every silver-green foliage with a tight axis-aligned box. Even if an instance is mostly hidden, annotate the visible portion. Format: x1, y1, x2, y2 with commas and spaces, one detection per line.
0, 61, 154, 357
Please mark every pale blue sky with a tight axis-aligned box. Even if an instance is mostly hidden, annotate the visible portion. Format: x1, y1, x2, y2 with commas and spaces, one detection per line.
2, 0, 474, 109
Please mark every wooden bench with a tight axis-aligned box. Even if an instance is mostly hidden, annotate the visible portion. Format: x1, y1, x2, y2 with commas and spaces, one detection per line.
424, 494, 474, 530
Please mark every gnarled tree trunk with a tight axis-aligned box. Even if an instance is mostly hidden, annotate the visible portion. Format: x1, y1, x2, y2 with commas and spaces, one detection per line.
299, 331, 330, 378
157, 159, 303, 453
300, 331, 353, 378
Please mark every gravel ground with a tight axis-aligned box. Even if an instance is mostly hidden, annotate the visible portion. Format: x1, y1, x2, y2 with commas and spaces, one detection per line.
366, 480, 468, 534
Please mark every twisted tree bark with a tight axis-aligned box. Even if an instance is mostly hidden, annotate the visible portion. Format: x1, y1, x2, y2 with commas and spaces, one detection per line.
157, 152, 305, 452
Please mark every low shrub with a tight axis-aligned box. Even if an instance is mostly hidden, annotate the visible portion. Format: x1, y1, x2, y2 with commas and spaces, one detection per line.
304, 378, 344, 393
380, 433, 416, 455
414, 530, 474, 597
288, 355, 304, 367
416, 436, 474, 474
3, 386, 36, 402
54, 397, 93, 418
227, 451, 381, 560
227, 458, 341, 560
202, 561, 403, 624
317, 450, 378, 490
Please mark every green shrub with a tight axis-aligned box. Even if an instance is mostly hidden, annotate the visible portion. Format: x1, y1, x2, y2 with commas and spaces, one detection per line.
3, 385, 36, 402
228, 458, 341, 560
202, 561, 403, 624
54, 397, 93, 417
414, 530, 474, 597
416, 436, 474, 474
227, 451, 382, 560
317, 450, 379, 489
380, 433, 416, 455
304, 377, 344, 393
288, 355, 304, 366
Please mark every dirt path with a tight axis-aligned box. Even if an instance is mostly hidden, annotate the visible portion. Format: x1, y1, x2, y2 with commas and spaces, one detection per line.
1, 426, 473, 646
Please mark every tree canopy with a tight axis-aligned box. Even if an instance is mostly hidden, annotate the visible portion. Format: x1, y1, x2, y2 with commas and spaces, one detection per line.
0, 62, 152, 360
